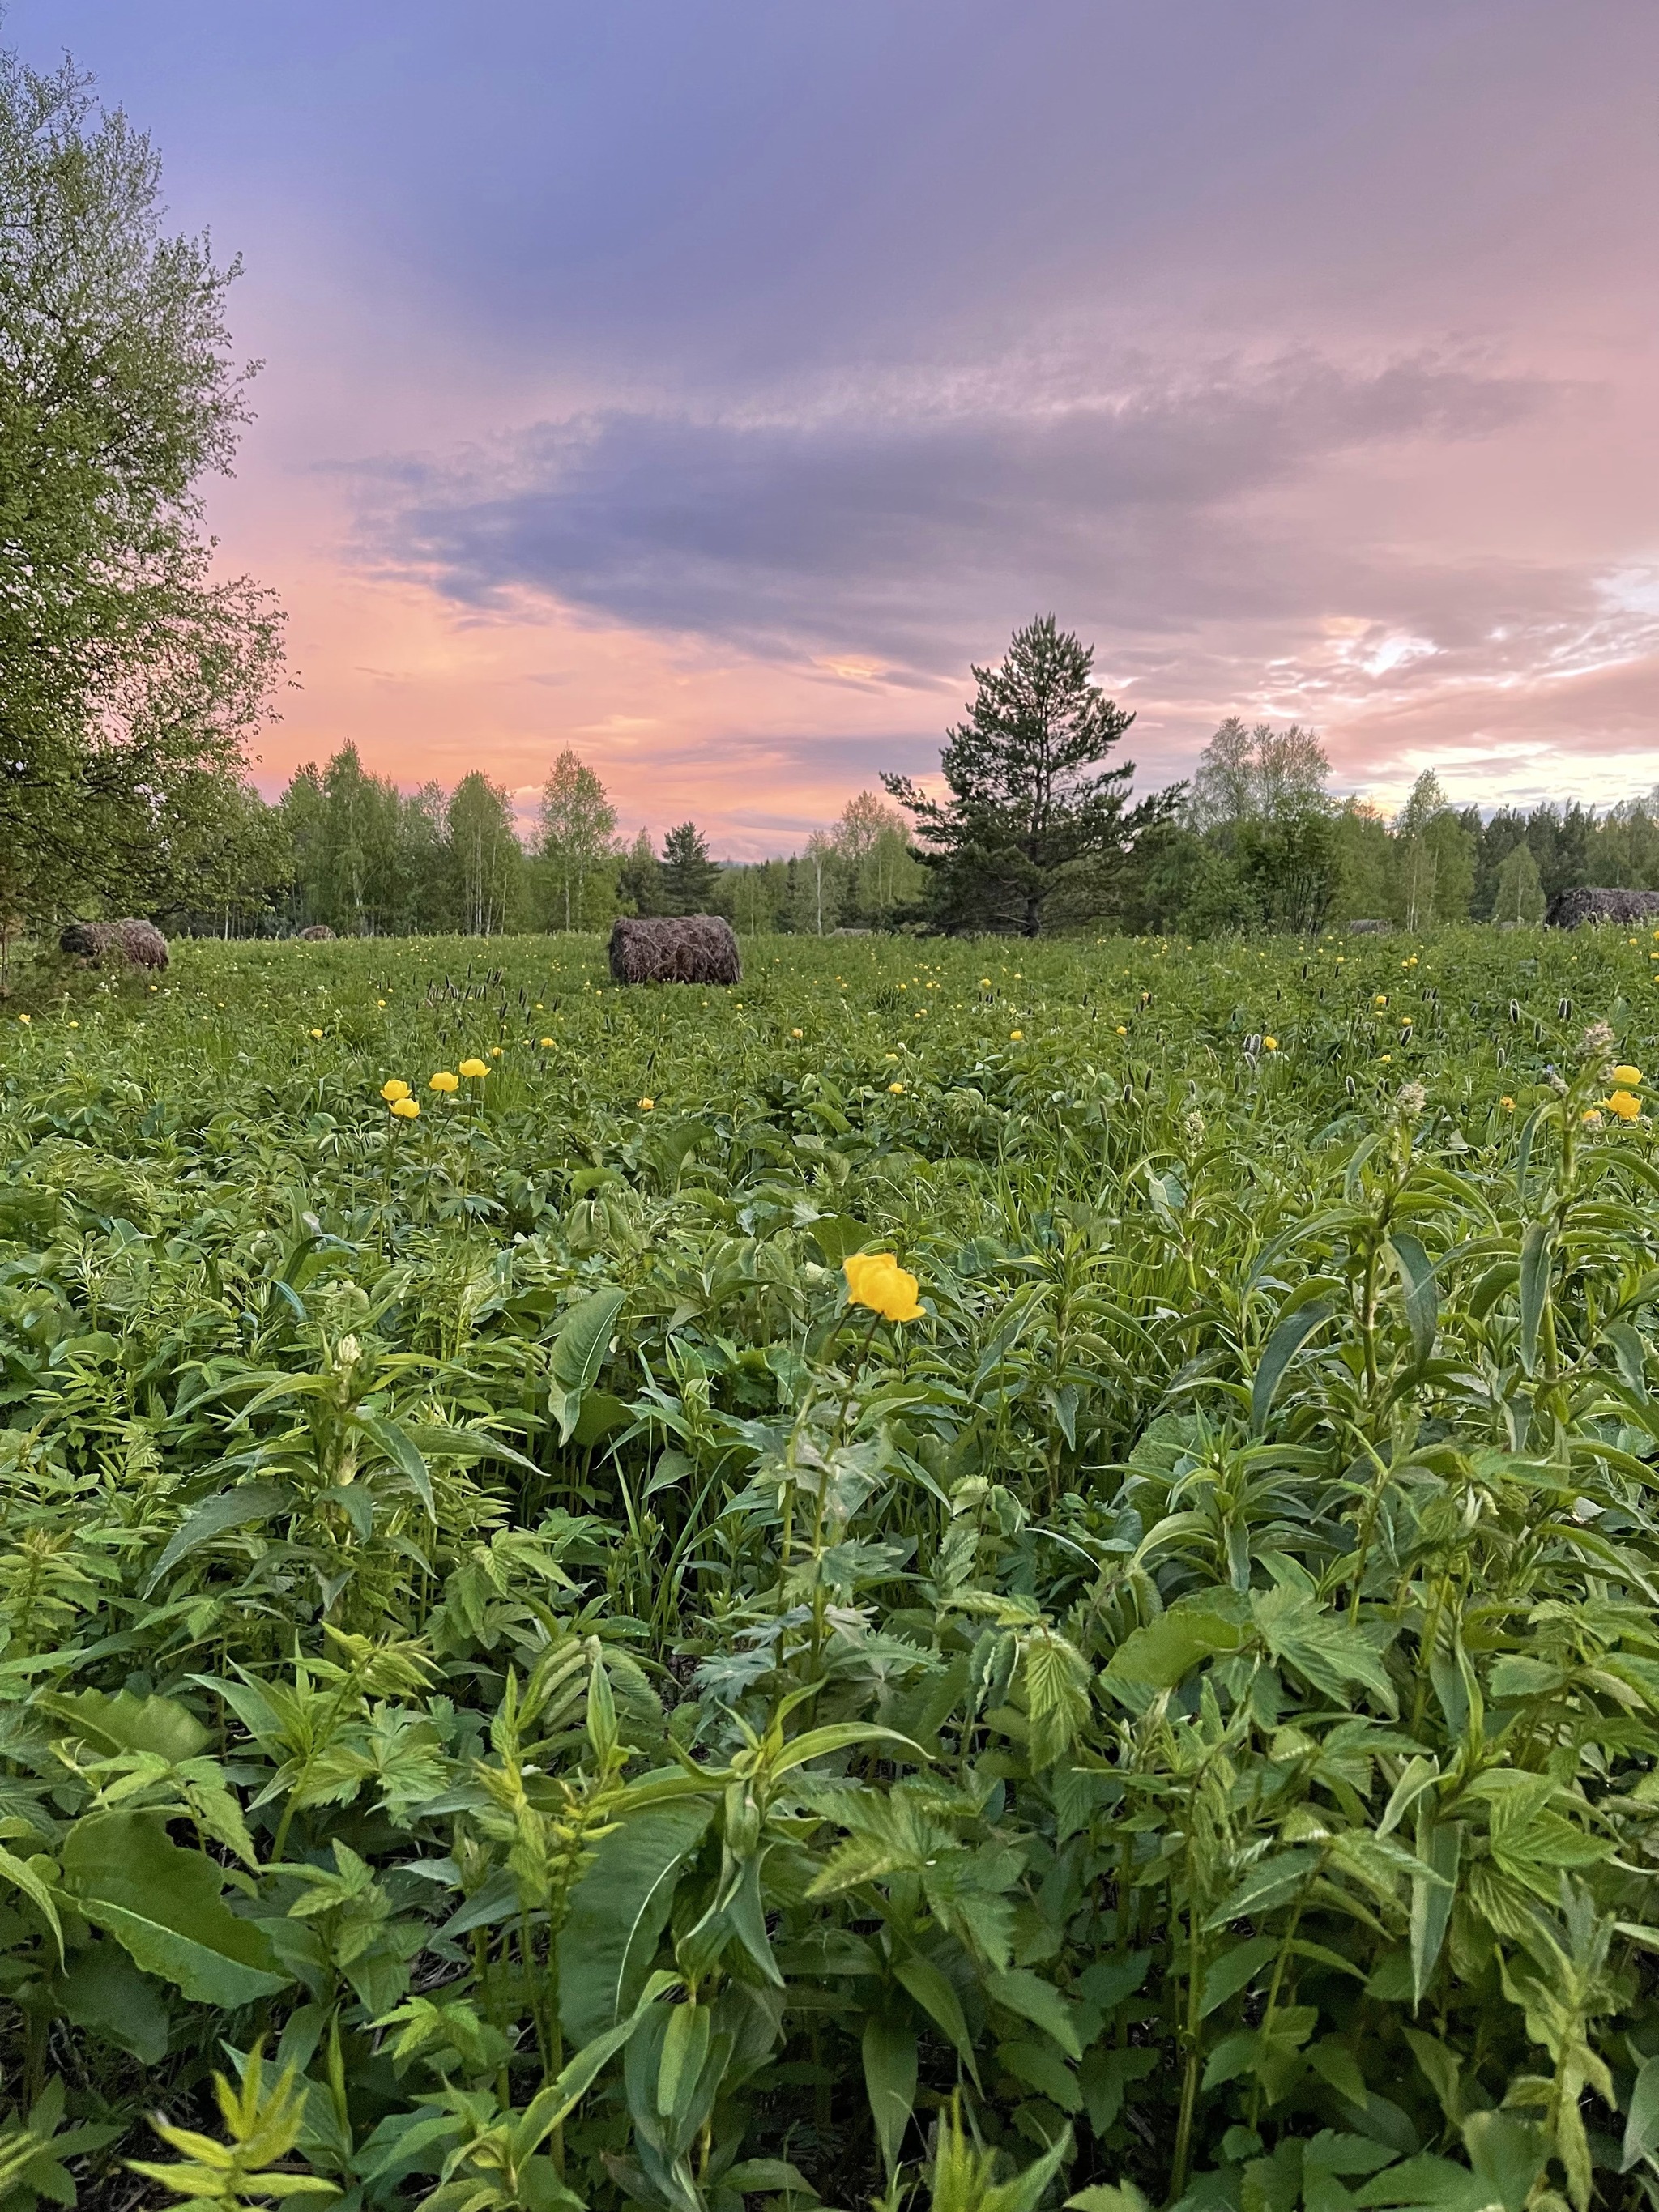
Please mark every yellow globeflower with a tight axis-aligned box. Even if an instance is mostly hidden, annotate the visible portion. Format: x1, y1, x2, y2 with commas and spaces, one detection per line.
888, 1081, 905, 1094
1500, 1096, 1516, 1111
489, 1046, 503, 1058
380, 1078, 411, 1103
309, 1027, 324, 1038
1263, 1035, 1278, 1051
458, 1058, 488, 1078
1380, 1053, 1392, 1064
390, 1097, 420, 1120
1374, 995, 1388, 1008
639, 1096, 655, 1110
429, 1071, 459, 1093
791, 1027, 804, 1038
844, 1252, 924, 1323
1614, 1064, 1643, 1085
1115, 1024, 1128, 1034
539, 1035, 555, 1046
1606, 1089, 1641, 1122
1009, 1029, 1024, 1041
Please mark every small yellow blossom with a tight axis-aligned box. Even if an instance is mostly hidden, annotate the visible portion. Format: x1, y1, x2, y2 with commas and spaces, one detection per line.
1009, 1029, 1024, 1042
489, 1046, 503, 1058
309, 1027, 324, 1038
67, 1020, 78, 1029
844, 1251, 924, 1323
979, 976, 992, 987
1606, 1089, 1641, 1122
791, 1027, 804, 1038
1584, 1108, 1605, 1128
17, 1014, 29, 1025
1263, 1035, 1278, 1051
390, 1097, 420, 1120
639, 1097, 655, 1110
377, 998, 386, 1008
429, 1071, 459, 1093
1614, 1064, 1643, 1085
888, 1081, 905, 1094
1380, 1053, 1392, 1063
539, 1036, 554, 1046
1374, 995, 1388, 1008
380, 1078, 411, 1103
1500, 1096, 1516, 1110
458, 1058, 488, 1078
1401, 1016, 1413, 1027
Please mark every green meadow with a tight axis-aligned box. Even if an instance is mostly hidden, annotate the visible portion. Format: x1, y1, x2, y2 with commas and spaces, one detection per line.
3, 923, 1659, 2212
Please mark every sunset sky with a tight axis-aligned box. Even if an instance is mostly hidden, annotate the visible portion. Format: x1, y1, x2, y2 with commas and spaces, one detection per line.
13, 2, 1659, 854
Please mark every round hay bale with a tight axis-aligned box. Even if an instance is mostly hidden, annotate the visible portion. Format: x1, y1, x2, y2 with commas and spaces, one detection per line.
609, 914, 742, 985
60, 918, 169, 970
1545, 887, 1659, 929
297, 924, 336, 940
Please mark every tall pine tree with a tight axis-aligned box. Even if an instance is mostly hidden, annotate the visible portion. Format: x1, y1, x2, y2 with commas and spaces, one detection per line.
884, 616, 1165, 935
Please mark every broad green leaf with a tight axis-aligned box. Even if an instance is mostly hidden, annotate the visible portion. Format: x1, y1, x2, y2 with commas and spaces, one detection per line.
862, 2016, 917, 2174
144, 1484, 292, 1595
987, 1967, 1083, 2061
558, 1801, 713, 2044
1623, 2053, 1659, 2171
36, 1689, 210, 1765
893, 1950, 979, 2084
1388, 1234, 1438, 1370
1103, 1609, 1242, 1700
1251, 1299, 1332, 1434
1518, 1222, 1550, 1377
61, 1811, 288, 2006
1252, 1584, 1397, 1713
548, 1288, 628, 1445
1410, 1817, 1460, 2005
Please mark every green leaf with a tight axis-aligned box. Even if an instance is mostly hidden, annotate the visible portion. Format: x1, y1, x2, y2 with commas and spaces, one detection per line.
809, 1215, 875, 1267
0, 1845, 62, 1963
548, 1288, 628, 1446
1251, 1585, 1397, 1713
36, 1689, 210, 1765
1410, 1818, 1460, 2005
987, 1967, 1083, 2061
1252, 1299, 1332, 1435
1623, 2053, 1659, 2171
143, 1484, 292, 1596
1518, 1222, 1550, 1377
862, 2016, 917, 2174
357, 1414, 434, 1519
61, 1810, 288, 2006
58, 1938, 171, 2065
558, 1800, 713, 2044
1388, 1234, 1438, 1370
517, 1968, 680, 2153
893, 1950, 979, 2083
1103, 1609, 1242, 1700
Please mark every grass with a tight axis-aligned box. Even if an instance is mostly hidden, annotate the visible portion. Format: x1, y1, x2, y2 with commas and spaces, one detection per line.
2, 922, 1659, 2212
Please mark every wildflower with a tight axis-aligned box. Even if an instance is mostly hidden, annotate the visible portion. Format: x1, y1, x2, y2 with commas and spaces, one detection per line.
885, 1052, 899, 1062
1580, 1021, 1615, 1059
458, 1058, 488, 1078
888, 1081, 905, 1094
489, 1046, 503, 1058
979, 976, 992, 987
1500, 1096, 1516, 1110
1009, 1029, 1024, 1041
390, 1097, 420, 1120
1380, 1053, 1392, 1063
639, 1097, 655, 1110
1375, 995, 1388, 1008
791, 1027, 804, 1038
377, 998, 386, 1008
1584, 1108, 1605, 1128
429, 1071, 459, 1093
380, 1078, 411, 1103
844, 1251, 924, 1323
1263, 1035, 1278, 1051
67, 1021, 78, 1029
1606, 1089, 1642, 1122
1614, 1064, 1644, 1085
1401, 1016, 1414, 1028
1115, 1024, 1127, 1034
309, 1027, 324, 1038
17, 1014, 28, 1025
539, 1036, 554, 1047
1397, 1081, 1427, 1118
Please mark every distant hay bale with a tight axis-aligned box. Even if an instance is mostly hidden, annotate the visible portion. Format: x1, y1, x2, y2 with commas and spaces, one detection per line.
1347, 918, 1394, 934
296, 924, 336, 940
59, 918, 169, 970
609, 914, 742, 986
1545, 887, 1659, 929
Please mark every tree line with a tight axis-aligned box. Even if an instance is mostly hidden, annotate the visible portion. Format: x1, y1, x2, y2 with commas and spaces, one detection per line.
6, 37, 1657, 953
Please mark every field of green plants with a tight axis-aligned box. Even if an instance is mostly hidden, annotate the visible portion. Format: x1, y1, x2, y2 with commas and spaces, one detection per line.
3, 924, 1659, 2212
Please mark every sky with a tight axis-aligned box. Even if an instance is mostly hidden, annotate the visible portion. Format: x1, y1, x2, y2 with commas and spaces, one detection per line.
11, 2, 1659, 854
